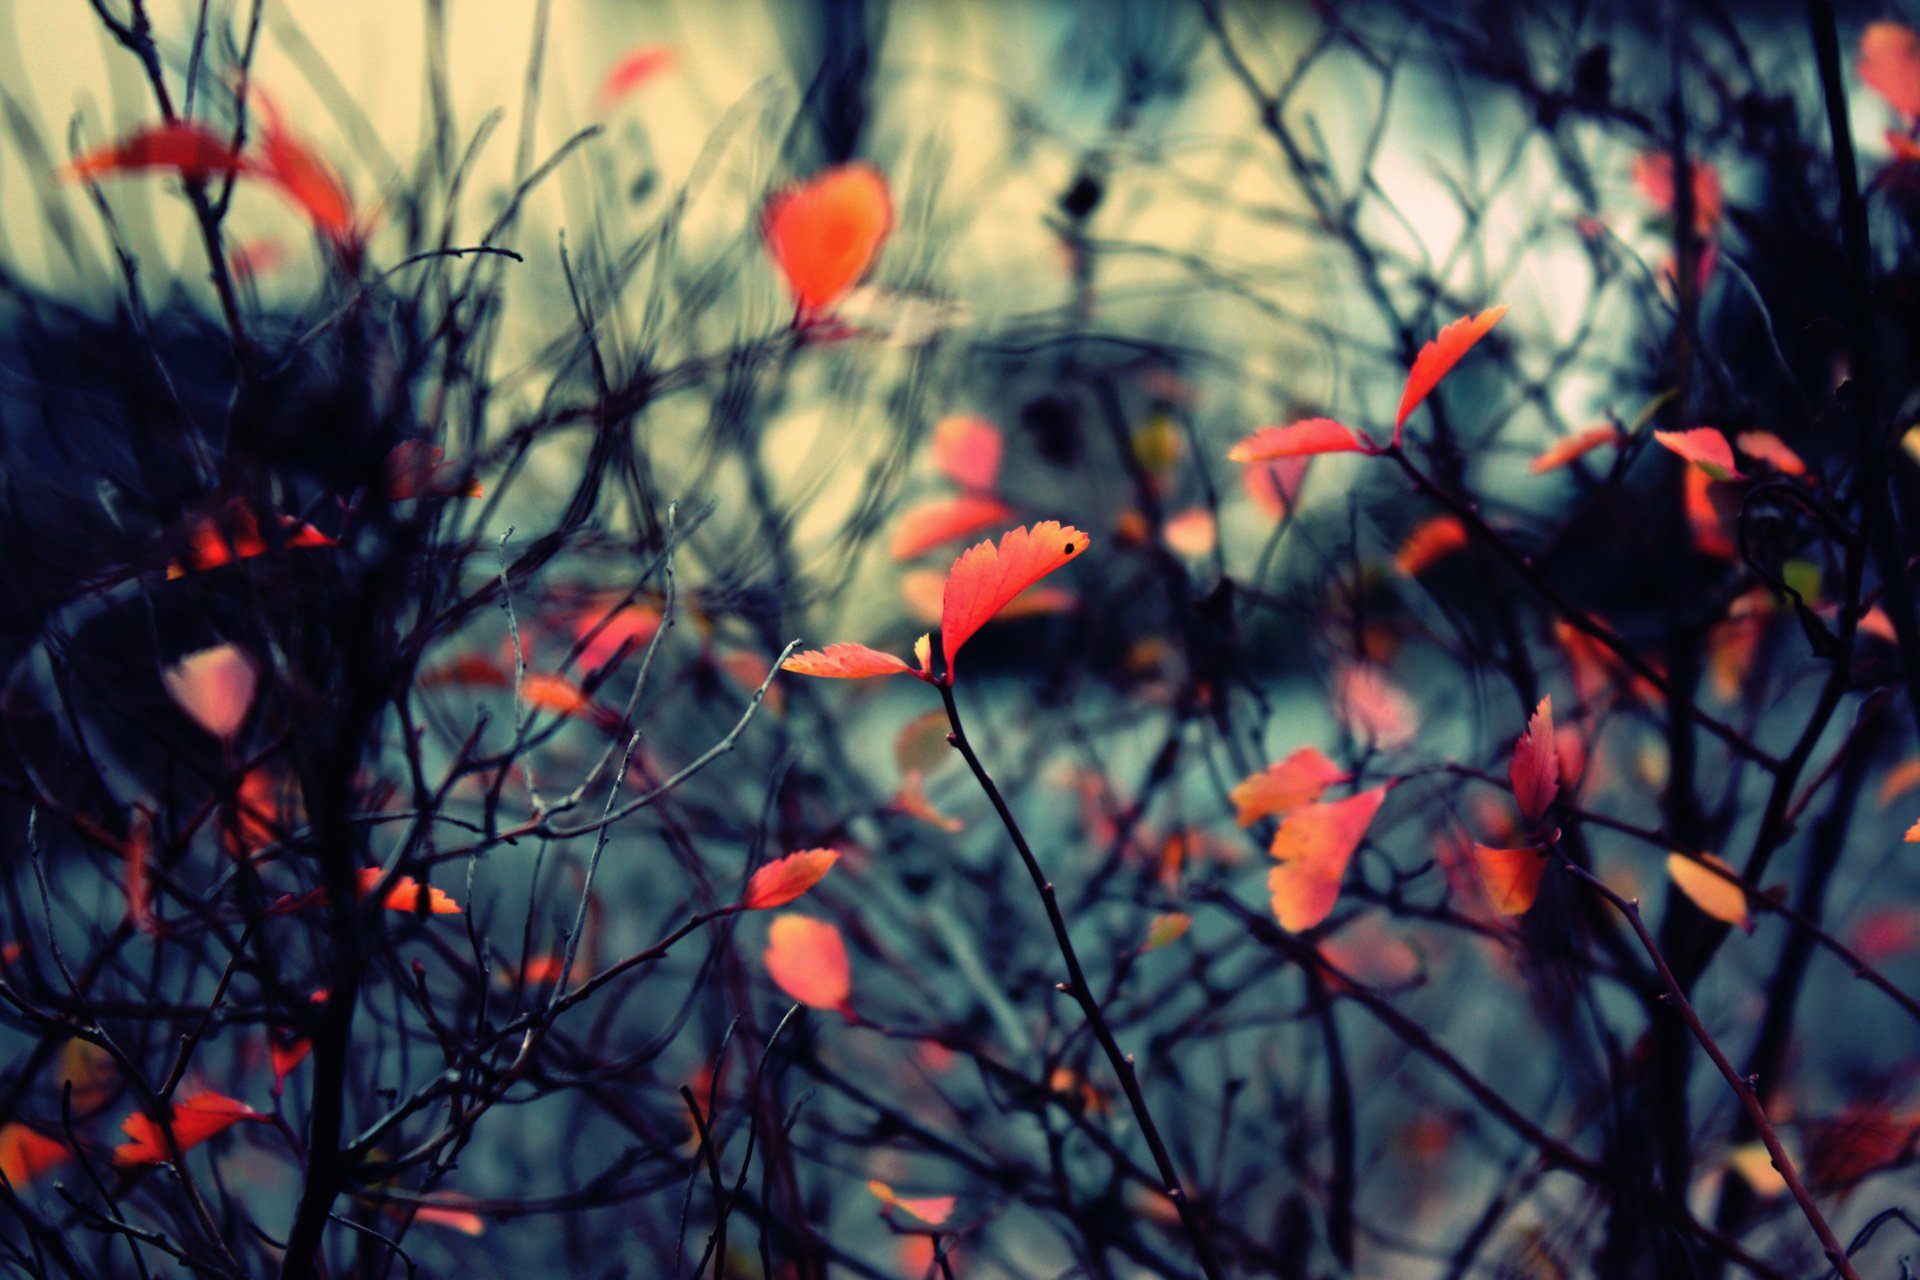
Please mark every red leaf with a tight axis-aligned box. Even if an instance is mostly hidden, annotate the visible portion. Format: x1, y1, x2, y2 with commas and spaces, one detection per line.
1530, 425, 1621, 474
67, 122, 248, 181
1394, 306, 1508, 442
931, 415, 1003, 492
1230, 747, 1348, 827
1632, 152, 1725, 236
0, 1123, 70, 1187
940, 521, 1089, 676
891, 769, 964, 832
763, 164, 893, 314
868, 1179, 956, 1226
1267, 785, 1391, 930
1685, 466, 1737, 559
386, 442, 482, 499
1393, 515, 1469, 577
596, 45, 676, 113
253, 94, 357, 251
1862, 23, 1920, 120
1227, 418, 1369, 461
763, 914, 851, 1011
1332, 662, 1418, 751
891, 495, 1016, 561
1654, 427, 1746, 481
744, 848, 840, 909
781, 642, 917, 680
166, 500, 335, 578
1472, 843, 1547, 916
574, 603, 664, 671
113, 1092, 261, 1166
1243, 456, 1312, 518
522, 672, 622, 732
1510, 695, 1559, 826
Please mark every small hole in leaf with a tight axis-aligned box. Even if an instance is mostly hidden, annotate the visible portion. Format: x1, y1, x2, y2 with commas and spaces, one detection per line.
1064, 542, 1077, 555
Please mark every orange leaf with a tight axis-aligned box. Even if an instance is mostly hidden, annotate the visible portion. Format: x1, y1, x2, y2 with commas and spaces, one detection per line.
1685, 466, 1737, 559
162, 644, 259, 741
166, 500, 335, 578
892, 495, 1016, 561
1862, 23, 1920, 119
356, 867, 462, 915
522, 672, 621, 731
1734, 431, 1807, 477
1881, 758, 1920, 807
939, 521, 1089, 676
596, 45, 676, 112
763, 914, 851, 1011
412, 1203, 487, 1235
931, 415, 1003, 492
1472, 843, 1547, 916
1667, 853, 1751, 932
1890, 130, 1920, 163
1394, 515, 1469, 576
1228, 418, 1369, 461
781, 642, 917, 680
1394, 306, 1508, 441
1243, 456, 1311, 518
67, 122, 248, 181
867, 1179, 956, 1226
1530, 425, 1621, 474
113, 1092, 261, 1166
1162, 507, 1217, 558
0, 1123, 69, 1187
1510, 696, 1559, 826
1332, 662, 1418, 751
763, 164, 893, 314
124, 812, 156, 936
1230, 747, 1347, 827
386, 442, 481, 499
744, 848, 840, 909
1267, 786, 1390, 930
892, 769, 964, 832
1654, 427, 1746, 481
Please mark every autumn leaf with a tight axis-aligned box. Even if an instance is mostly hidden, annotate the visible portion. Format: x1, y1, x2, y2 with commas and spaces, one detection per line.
1142, 912, 1192, 951
1530, 425, 1621, 474
123, 812, 155, 935
252, 93, 357, 251
1394, 306, 1508, 443
1267, 785, 1391, 930
1227, 418, 1371, 461
66, 122, 248, 181
1727, 1143, 1788, 1198
574, 603, 664, 671
162, 644, 258, 741
411, 1203, 488, 1235
1162, 508, 1217, 558
0, 1123, 69, 1187
763, 914, 852, 1011
113, 1092, 262, 1166
522, 672, 622, 732
781, 642, 919, 680
595, 45, 675, 113
1862, 22, 1920, 119
931, 415, 1003, 492
1653, 427, 1746, 481
1666, 853, 1751, 932
744, 848, 841, 909
1631, 152, 1724, 236
940, 521, 1089, 677
892, 770, 964, 832
1685, 466, 1737, 559
1243, 456, 1312, 518
891, 495, 1016, 561
868, 1179, 957, 1226
1332, 662, 1418, 752
1472, 843, 1547, 916
1734, 431, 1807, 477
166, 500, 335, 578
1510, 696, 1559, 826
1394, 515, 1469, 577
386, 442, 482, 499
1230, 747, 1347, 827
763, 164, 893, 314
357, 867, 461, 915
